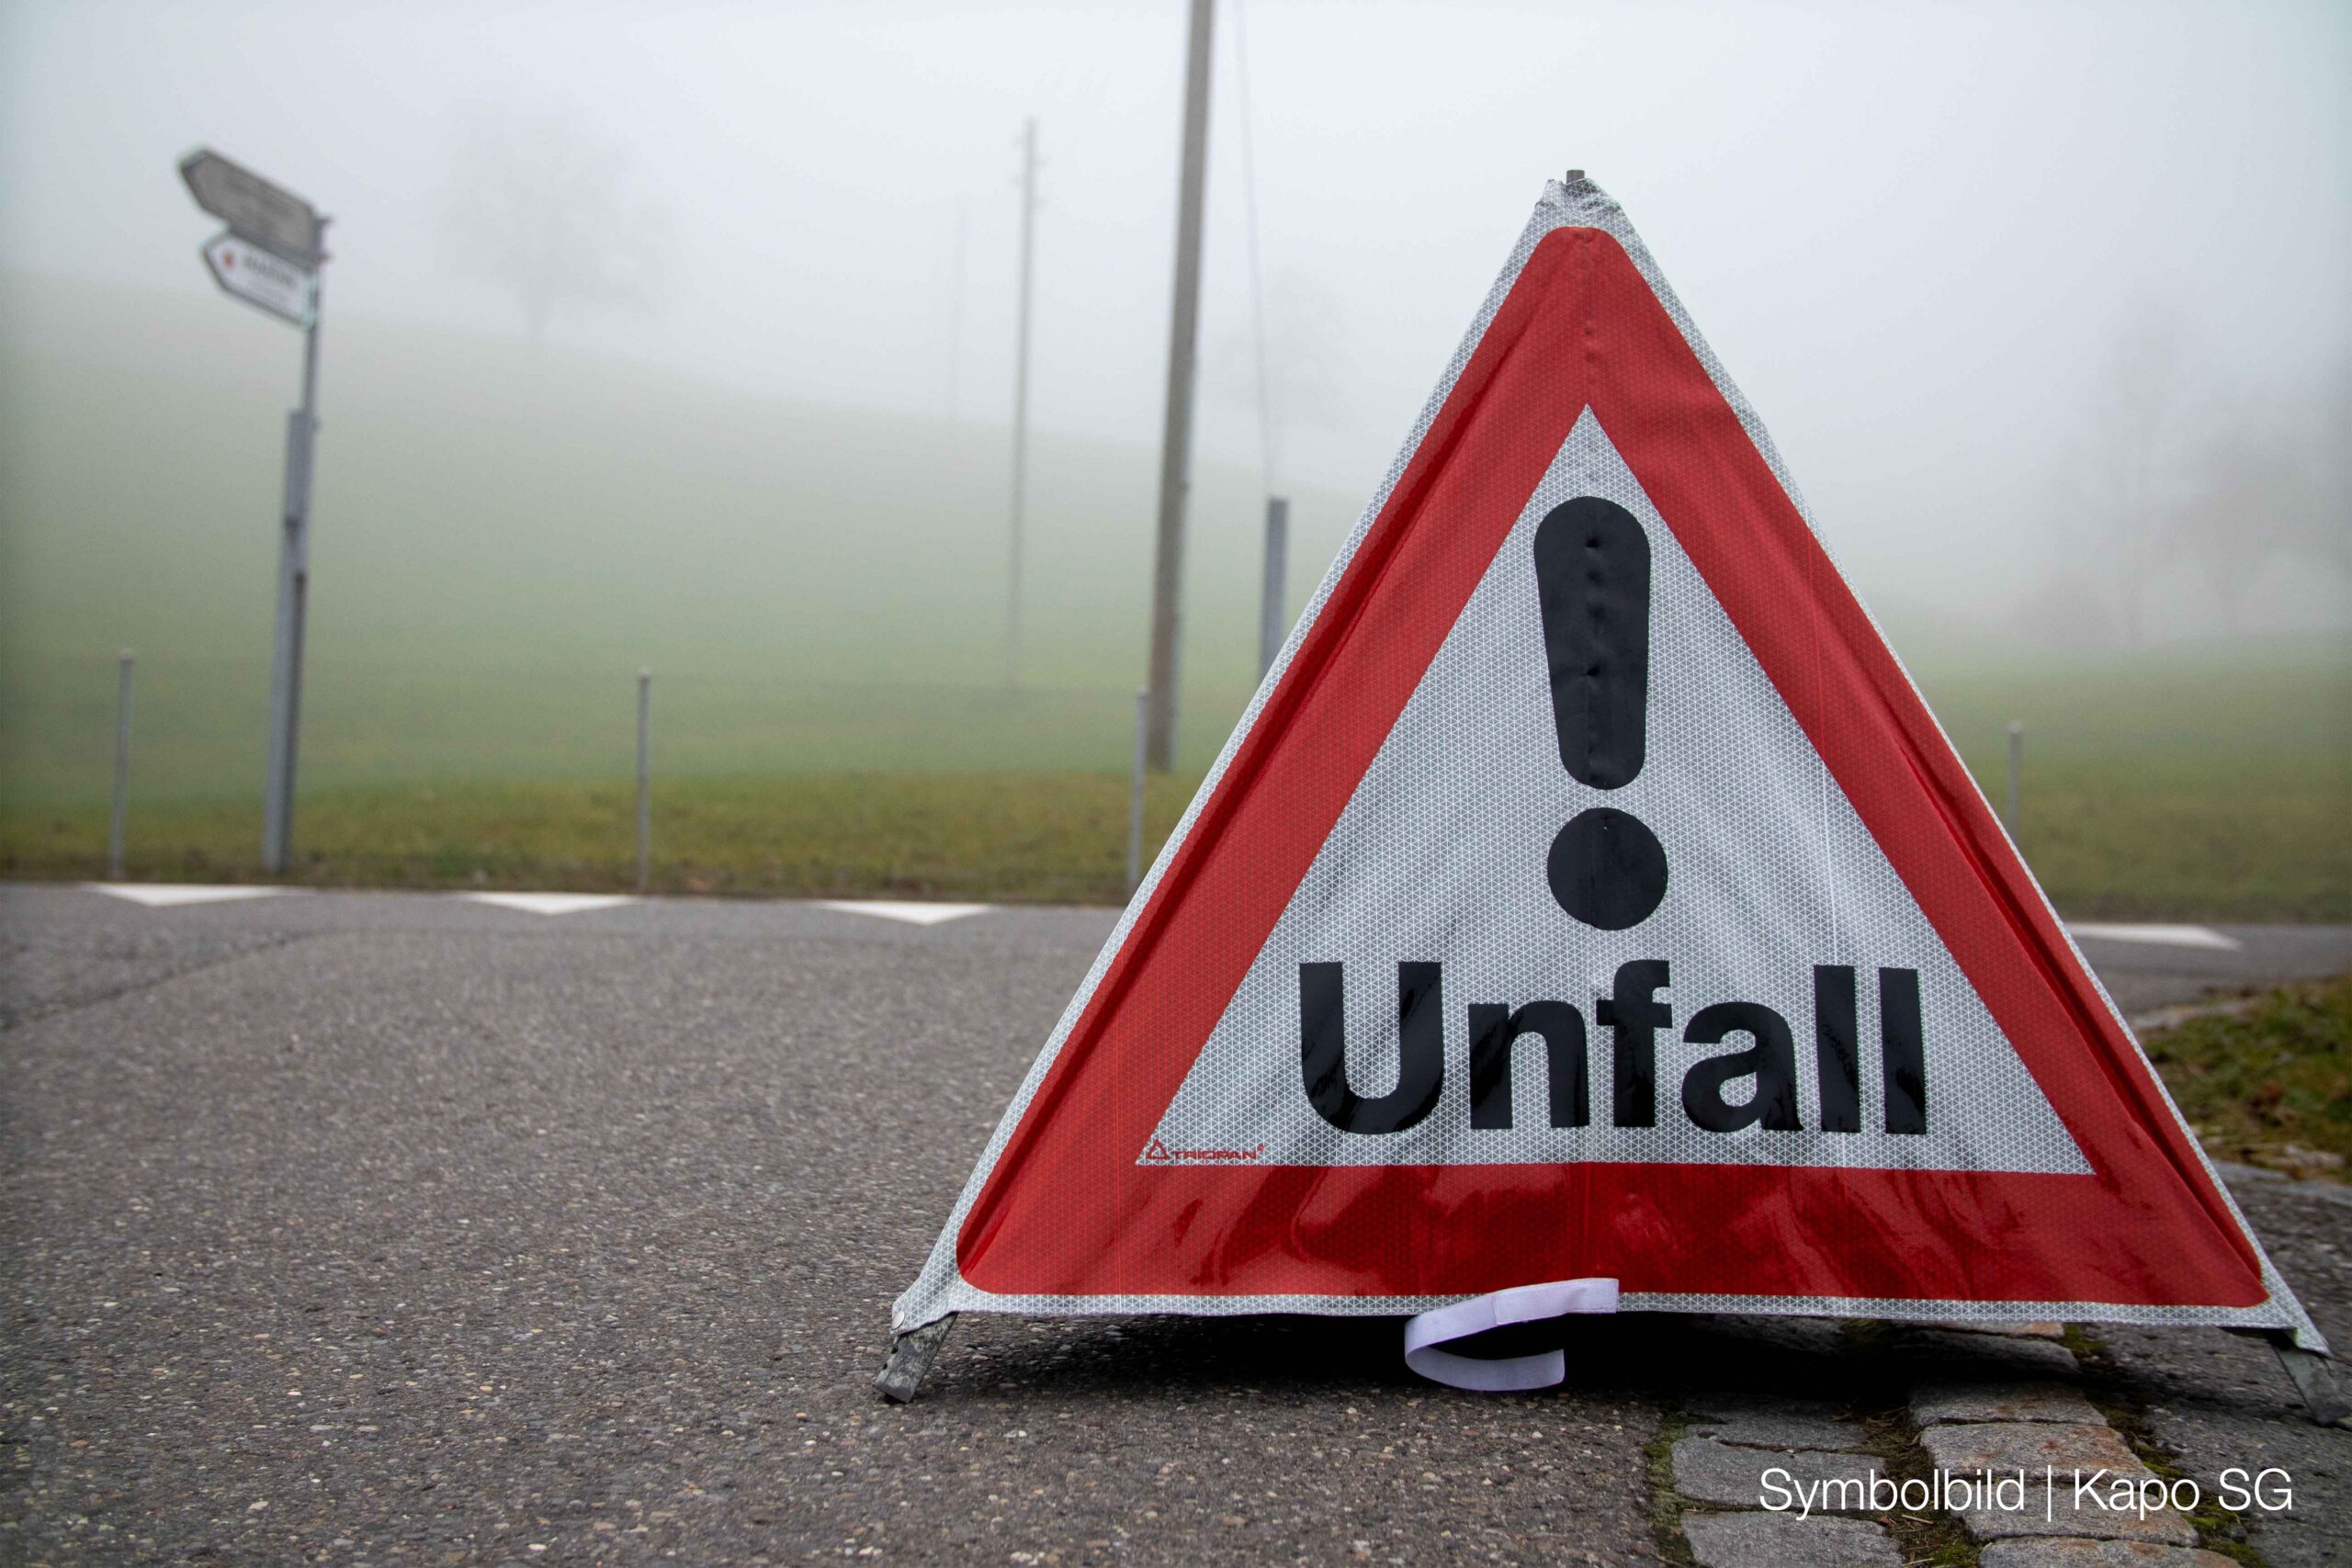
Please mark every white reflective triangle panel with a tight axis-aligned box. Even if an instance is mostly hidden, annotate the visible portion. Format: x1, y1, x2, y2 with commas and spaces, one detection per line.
1148, 413, 2087, 1176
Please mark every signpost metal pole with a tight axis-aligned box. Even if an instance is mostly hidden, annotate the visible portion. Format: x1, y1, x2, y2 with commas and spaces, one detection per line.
1257, 496, 1289, 681
180, 149, 327, 877
2006, 720, 2023, 841
109, 650, 134, 879
1125, 689, 1149, 894
262, 261, 324, 874
1143, 0, 1216, 772
636, 670, 653, 892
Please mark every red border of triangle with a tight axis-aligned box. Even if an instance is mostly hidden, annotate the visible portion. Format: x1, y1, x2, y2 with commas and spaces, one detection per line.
954, 226, 2266, 1313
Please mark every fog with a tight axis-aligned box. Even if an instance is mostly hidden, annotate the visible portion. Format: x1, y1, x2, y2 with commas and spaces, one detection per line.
4, 0, 2348, 657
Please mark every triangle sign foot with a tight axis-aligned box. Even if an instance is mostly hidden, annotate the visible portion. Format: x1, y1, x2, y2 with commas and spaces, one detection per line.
876, 1314, 956, 1404
2250, 1330, 2350, 1427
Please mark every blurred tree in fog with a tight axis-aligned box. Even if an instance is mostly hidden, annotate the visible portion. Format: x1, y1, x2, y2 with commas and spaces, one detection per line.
2312, 367, 2352, 577
2166, 365, 2351, 634
443, 107, 672, 346
2065, 319, 2192, 645
2172, 413, 2300, 636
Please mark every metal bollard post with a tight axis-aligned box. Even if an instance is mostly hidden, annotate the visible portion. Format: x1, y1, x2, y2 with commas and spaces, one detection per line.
1258, 496, 1290, 681
109, 650, 134, 879
2005, 720, 2023, 842
636, 670, 652, 893
1125, 688, 1148, 894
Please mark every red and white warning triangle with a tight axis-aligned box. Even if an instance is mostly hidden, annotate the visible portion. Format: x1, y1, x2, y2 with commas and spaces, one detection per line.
893, 175, 2321, 1357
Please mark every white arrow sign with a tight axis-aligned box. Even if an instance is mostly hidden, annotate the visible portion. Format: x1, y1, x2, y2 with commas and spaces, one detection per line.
200, 231, 314, 326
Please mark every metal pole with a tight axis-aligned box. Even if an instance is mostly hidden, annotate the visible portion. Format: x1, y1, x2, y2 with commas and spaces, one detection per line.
262, 247, 325, 874
1258, 495, 1290, 681
2006, 720, 2023, 842
946, 200, 967, 420
1144, 0, 1216, 772
1125, 688, 1149, 893
636, 669, 652, 892
1006, 118, 1037, 692
109, 650, 134, 879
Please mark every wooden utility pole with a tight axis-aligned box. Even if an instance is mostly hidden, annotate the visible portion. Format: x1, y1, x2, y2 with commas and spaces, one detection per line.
946, 200, 966, 419
1006, 118, 1038, 691
1144, 0, 1214, 770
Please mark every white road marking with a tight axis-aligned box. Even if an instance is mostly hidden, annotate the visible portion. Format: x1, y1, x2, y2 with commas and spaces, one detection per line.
85, 884, 295, 908
815, 899, 990, 927
2068, 922, 2241, 952
459, 892, 639, 917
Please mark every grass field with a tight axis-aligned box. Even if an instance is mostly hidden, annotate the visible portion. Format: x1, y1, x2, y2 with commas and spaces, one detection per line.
0, 773, 1204, 906
3, 648, 2345, 916
2146, 976, 2351, 1181
1934, 654, 2351, 922
5, 269, 2346, 915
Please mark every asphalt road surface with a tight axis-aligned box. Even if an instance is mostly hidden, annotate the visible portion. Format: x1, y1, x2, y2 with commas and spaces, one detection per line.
3, 885, 2346, 1565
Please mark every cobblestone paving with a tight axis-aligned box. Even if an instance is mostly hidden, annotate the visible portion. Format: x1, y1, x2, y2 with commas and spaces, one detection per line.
1662, 1309, 2346, 1567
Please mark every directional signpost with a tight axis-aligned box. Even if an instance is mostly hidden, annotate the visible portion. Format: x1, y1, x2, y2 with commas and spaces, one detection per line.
181, 149, 322, 267
179, 149, 327, 874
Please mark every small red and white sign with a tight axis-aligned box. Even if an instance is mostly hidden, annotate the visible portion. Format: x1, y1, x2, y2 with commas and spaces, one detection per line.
201, 231, 314, 327
892, 175, 2320, 1356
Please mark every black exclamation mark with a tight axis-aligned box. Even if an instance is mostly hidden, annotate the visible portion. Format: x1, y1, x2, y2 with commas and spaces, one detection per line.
1533, 497, 1668, 930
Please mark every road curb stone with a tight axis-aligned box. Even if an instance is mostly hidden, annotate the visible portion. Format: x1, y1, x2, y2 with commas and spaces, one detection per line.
1912, 1382, 2108, 1426
1663, 1391, 1904, 1566
1904, 1327, 2087, 1380
1669, 1436, 1880, 1508
1916, 1419, 2152, 1477
1902, 1325, 2200, 1550
1681, 1509, 1901, 1568
1977, 1540, 2240, 1568
1686, 1409, 1873, 1451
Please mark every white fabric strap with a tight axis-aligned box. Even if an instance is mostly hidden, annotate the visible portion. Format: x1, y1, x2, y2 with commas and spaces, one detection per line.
1402, 1277, 1622, 1392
